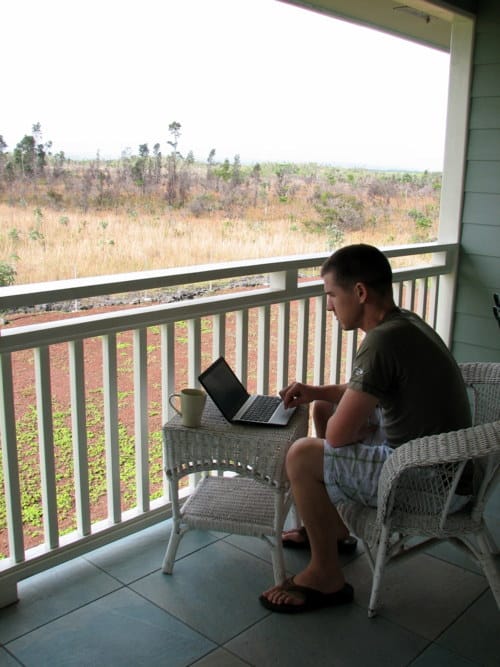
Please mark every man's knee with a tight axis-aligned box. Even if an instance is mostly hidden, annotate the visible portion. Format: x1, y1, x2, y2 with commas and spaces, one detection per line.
286, 436, 324, 479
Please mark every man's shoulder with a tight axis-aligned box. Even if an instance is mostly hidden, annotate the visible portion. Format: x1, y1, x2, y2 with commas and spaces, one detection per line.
368, 309, 434, 340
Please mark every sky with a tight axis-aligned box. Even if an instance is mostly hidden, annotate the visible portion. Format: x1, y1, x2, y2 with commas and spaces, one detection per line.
1, 0, 451, 171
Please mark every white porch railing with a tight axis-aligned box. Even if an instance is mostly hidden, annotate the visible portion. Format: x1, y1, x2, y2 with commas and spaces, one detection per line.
0, 241, 457, 606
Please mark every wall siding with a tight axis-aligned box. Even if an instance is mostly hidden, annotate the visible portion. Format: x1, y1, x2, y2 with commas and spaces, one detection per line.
454, 0, 500, 362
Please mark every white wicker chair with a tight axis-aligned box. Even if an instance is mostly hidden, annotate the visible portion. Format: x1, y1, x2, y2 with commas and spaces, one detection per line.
338, 361, 500, 617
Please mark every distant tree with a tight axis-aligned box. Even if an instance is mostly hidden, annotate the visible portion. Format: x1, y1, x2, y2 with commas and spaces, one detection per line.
275, 164, 291, 202
251, 163, 261, 206
131, 143, 149, 194
206, 148, 216, 187
231, 154, 242, 187
153, 143, 162, 184
13, 134, 36, 176
166, 121, 182, 205
215, 158, 231, 184
13, 123, 52, 178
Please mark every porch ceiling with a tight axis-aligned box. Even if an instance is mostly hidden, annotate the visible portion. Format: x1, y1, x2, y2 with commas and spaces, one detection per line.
278, 0, 475, 51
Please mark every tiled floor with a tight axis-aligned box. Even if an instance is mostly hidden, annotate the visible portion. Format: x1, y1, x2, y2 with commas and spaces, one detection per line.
0, 498, 499, 667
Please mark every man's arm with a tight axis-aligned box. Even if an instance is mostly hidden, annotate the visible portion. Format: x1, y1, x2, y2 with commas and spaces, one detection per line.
280, 382, 348, 409
325, 388, 379, 448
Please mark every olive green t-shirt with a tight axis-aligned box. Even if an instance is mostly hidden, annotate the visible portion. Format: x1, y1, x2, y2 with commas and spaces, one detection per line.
348, 308, 471, 446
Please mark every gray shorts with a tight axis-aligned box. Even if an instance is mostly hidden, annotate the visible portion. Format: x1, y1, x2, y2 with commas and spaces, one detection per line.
323, 440, 394, 507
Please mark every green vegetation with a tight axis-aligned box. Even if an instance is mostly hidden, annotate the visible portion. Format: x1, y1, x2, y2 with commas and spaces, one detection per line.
0, 398, 164, 557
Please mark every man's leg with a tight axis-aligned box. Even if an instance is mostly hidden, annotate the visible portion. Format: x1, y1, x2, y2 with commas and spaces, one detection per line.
262, 436, 348, 607
282, 400, 350, 547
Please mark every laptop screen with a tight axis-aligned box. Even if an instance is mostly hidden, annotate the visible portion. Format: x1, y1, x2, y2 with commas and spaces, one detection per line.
199, 357, 249, 420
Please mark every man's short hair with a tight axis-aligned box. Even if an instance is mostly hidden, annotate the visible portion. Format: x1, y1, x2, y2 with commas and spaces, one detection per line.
321, 244, 393, 297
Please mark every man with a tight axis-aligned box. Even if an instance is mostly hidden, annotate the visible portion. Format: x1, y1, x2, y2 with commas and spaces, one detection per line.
260, 244, 471, 614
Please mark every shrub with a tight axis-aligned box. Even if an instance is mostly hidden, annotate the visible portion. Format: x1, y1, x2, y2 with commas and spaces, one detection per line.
0, 261, 16, 286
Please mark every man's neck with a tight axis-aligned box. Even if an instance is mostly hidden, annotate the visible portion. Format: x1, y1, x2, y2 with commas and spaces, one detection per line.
361, 299, 398, 332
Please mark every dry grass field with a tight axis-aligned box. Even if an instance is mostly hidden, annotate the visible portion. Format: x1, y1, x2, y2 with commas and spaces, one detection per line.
0, 162, 440, 285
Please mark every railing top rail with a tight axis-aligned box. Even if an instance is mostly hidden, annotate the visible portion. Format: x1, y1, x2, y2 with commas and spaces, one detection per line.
0, 242, 455, 309
1, 255, 453, 354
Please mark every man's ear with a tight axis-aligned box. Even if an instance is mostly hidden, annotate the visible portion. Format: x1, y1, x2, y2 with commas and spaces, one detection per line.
355, 282, 368, 303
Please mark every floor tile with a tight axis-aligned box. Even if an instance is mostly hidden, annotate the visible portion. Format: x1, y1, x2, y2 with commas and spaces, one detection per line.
0, 558, 121, 644
409, 643, 480, 666
191, 647, 251, 666
342, 551, 487, 639
224, 532, 363, 577
424, 515, 499, 574
130, 540, 273, 644
226, 601, 428, 667
6, 588, 215, 667
0, 648, 21, 666
437, 590, 500, 667
85, 520, 223, 583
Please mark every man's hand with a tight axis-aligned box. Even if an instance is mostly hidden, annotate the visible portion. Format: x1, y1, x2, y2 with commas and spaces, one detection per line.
279, 382, 315, 409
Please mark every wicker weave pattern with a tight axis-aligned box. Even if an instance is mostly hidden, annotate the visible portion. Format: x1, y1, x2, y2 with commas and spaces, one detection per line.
459, 361, 500, 424
161, 400, 309, 583
338, 362, 500, 616
164, 400, 309, 487
180, 476, 278, 535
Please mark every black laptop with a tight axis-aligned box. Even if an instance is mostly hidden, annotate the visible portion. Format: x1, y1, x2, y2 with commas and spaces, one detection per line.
198, 356, 296, 426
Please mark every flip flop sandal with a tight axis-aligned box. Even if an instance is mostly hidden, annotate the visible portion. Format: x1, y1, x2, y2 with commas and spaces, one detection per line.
259, 577, 354, 614
282, 527, 358, 555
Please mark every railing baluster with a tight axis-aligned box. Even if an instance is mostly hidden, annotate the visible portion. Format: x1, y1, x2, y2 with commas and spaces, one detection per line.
212, 313, 226, 360
161, 322, 175, 499
409, 279, 417, 311
134, 328, 149, 513
188, 318, 202, 386
429, 276, 439, 328
330, 318, 343, 384
277, 302, 290, 389
257, 305, 271, 393
393, 281, 402, 307
235, 310, 249, 383
416, 277, 428, 319
0, 352, 24, 562
102, 334, 121, 523
68, 340, 90, 536
161, 322, 176, 424
314, 294, 326, 385
35, 346, 59, 549
296, 299, 309, 383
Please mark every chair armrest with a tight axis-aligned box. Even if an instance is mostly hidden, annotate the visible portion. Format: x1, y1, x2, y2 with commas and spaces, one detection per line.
375, 420, 500, 527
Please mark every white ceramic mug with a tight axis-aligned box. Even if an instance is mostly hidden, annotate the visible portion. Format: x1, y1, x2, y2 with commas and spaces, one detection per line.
168, 388, 207, 427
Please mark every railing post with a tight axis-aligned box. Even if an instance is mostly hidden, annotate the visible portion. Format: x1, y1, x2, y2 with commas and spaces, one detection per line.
0, 575, 19, 607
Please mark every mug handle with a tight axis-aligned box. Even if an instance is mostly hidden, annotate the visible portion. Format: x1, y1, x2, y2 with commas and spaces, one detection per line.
168, 393, 182, 416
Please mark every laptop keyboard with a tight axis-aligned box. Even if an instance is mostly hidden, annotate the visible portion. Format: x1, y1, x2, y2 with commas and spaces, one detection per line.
241, 395, 281, 422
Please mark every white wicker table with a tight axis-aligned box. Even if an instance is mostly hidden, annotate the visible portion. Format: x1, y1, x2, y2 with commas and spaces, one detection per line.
161, 398, 309, 584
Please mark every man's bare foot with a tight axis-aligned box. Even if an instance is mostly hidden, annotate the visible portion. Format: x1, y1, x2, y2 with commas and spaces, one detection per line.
260, 570, 351, 613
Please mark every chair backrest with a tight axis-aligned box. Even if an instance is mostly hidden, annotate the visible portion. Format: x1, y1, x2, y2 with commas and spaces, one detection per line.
459, 362, 500, 425
458, 363, 500, 521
